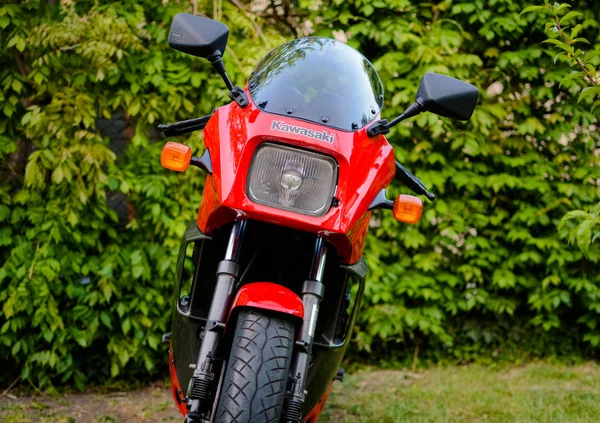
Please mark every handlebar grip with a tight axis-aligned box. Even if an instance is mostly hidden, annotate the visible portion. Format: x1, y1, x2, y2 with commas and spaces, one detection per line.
395, 160, 435, 201
159, 115, 212, 137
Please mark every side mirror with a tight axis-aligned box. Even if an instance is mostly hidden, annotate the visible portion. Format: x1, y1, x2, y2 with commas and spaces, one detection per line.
367, 73, 479, 137
169, 14, 229, 61
416, 73, 479, 121
168, 14, 248, 108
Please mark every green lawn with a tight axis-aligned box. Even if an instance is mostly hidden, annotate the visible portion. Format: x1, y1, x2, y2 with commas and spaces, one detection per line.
320, 363, 600, 423
1, 362, 599, 423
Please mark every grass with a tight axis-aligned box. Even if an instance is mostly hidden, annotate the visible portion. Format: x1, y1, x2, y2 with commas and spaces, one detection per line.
320, 362, 600, 423
1, 362, 599, 422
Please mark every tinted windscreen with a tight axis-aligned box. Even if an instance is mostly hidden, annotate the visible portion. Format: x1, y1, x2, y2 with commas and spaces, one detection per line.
248, 37, 384, 131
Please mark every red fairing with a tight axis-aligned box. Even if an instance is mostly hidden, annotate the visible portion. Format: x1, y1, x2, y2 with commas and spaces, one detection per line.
303, 381, 334, 423
197, 92, 396, 264
227, 282, 304, 325
169, 343, 188, 416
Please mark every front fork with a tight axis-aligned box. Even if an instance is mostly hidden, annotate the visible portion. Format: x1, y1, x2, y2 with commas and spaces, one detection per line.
184, 221, 327, 423
184, 220, 246, 423
282, 237, 327, 423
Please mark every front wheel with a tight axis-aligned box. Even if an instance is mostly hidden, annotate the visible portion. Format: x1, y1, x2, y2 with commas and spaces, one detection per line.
214, 309, 296, 423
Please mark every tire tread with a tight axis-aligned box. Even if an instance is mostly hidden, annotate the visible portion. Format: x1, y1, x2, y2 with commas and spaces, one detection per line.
215, 310, 295, 423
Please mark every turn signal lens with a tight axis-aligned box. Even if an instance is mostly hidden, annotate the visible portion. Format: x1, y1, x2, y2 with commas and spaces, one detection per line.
161, 142, 192, 172
393, 194, 423, 224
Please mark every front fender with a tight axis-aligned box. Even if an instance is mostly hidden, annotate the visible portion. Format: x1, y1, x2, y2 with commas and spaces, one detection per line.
227, 282, 304, 328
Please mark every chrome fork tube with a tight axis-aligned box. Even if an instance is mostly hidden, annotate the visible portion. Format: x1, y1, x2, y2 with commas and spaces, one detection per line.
283, 236, 327, 423
224, 219, 245, 261
185, 220, 246, 422
310, 237, 327, 281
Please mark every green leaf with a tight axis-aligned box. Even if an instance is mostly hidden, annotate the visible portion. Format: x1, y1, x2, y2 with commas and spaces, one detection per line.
116, 303, 126, 318
578, 87, 600, 103
520, 5, 546, 15
559, 11, 582, 24
11, 79, 22, 93
560, 210, 589, 227
0, 227, 12, 247
75, 336, 87, 347
570, 24, 583, 39
111, 362, 119, 377
0, 15, 9, 29
553, 3, 571, 14
559, 71, 584, 87
43, 330, 54, 342
576, 220, 593, 253
542, 39, 573, 54
100, 311, 112, 329
121, 318, 131, 335
492, 269, 516, 288
190, 73, 203, 88
118, 348, 129, 366
12, 341, 21, 355
147, 335, 159, 350
16, 37, 25, 52
571, 37, 590, 44
143, 354, 155, 372
51, 167, 64, 184
0, 205, 9, 222
132, 265, 144, 279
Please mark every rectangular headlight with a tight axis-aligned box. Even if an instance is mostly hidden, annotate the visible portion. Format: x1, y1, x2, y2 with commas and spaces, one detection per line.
247, 143, 338, 216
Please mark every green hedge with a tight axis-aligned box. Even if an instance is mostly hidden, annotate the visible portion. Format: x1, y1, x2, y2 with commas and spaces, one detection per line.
1, 0, 599, 389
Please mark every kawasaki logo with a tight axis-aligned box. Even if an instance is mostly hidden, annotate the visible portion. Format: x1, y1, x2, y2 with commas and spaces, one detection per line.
271, 121, 334, 144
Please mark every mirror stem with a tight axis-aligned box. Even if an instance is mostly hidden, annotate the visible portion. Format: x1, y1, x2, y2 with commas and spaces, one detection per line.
387, 102, 423, 127
367, 102, 423, 137
211, 56, 235, 91
210, 56, 249, 108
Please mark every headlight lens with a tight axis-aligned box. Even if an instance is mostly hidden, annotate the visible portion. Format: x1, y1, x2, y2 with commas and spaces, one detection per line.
247, 143, 338, 216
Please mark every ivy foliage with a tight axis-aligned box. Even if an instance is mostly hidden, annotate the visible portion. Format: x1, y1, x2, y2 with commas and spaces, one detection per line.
521, 1, 600, 258
0, 0, 284, 389
1, 0, 599, 389
314, 0, 600, 360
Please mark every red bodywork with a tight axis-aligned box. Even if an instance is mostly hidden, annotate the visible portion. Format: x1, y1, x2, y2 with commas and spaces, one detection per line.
197, 91, 395, 264
227, 282, 304, 325
169, 343, 188, 416
303, 381, 334, 423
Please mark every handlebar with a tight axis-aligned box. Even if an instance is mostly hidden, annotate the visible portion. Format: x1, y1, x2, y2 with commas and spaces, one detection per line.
395, 160, 435, 201
158, 114, 212, 137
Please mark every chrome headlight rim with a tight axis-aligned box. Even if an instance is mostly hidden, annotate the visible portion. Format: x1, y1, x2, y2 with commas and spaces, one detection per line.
246, 142, 338, 217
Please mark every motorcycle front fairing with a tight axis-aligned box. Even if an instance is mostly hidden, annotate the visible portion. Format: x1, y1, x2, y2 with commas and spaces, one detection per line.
196, 37, 395, 265
197, 103, 395, 264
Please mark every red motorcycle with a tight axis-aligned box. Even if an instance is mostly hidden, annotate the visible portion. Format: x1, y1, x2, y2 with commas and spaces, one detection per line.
159, 13, 478, 423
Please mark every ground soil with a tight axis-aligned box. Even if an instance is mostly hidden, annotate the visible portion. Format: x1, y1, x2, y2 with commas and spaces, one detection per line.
1, 382, 180, 423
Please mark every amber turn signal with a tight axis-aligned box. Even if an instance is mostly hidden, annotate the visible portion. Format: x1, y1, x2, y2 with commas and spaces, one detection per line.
392, 194, 423, 224
161, 142, 192, 172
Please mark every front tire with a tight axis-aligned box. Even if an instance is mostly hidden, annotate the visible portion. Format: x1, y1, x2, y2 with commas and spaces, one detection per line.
215, 309, 296, 423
